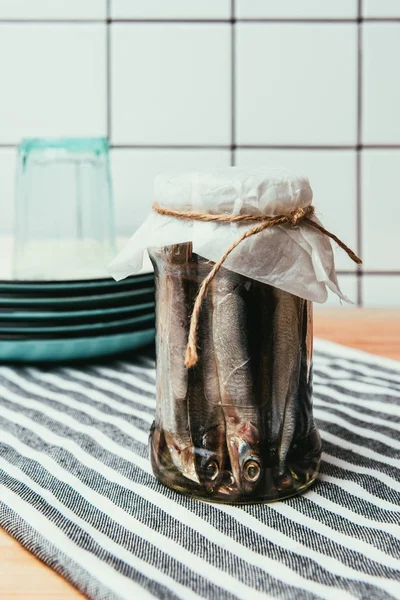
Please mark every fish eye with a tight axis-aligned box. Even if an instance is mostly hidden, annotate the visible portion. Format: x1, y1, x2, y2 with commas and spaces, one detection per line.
205, 460, 219, 481
244, 459, 261, 482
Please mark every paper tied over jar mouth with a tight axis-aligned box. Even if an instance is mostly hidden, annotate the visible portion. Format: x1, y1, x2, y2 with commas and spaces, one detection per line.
109, 166, 357, 304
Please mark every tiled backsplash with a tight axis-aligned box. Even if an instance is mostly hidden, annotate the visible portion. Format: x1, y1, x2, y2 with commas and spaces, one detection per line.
0, 0, 398, 307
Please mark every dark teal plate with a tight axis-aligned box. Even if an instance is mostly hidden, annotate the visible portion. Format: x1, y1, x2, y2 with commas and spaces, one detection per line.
0, 273, 154, 295
0, 301, 155, 326
0, 328, 155, 362
0, 311, 155, 337
0, 287, 155, 312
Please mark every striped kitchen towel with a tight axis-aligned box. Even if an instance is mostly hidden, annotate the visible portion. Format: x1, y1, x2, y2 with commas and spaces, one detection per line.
0, 339, 399, 600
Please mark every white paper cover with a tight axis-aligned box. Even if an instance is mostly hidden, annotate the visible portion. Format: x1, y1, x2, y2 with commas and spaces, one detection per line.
109, 166, 349, 303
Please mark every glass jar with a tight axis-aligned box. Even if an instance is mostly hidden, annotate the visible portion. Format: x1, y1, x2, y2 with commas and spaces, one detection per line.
149, 243, 321, 503
13, 137, 116, 280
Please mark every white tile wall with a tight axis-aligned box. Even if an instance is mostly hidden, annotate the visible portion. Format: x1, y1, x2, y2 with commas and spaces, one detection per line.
363, 23, 400, 144
111, 148, 230, 234
0, 2, 398, 306
363, 0, 400, 18
236, 0, 358, 19
236, 149, 357, 271
361, 150, 400, 271
111, 24, 231, 145
0, 149, 16, 235
363, 276, 400, 307
0, 24, 106, 143
0, 0, 106, 19
314, 275, 358, 308
111, 0, 231, 20
236, 24, 357, 145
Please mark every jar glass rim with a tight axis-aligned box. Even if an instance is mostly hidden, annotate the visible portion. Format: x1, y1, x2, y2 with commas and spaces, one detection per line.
18, 137, 109, 154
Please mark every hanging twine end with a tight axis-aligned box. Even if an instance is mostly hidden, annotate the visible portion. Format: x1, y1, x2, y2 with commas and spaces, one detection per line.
184, 344, 198, 368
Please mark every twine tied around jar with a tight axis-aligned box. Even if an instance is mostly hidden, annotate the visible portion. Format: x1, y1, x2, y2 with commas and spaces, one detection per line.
152, 202, 362, 368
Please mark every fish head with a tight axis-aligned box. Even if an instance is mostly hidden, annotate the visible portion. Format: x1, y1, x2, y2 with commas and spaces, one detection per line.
164, 431, 199, 484
194, 423, 227, 493
227, 417, 263, 496
149, 424, 166, 473
229, 436, 263, 496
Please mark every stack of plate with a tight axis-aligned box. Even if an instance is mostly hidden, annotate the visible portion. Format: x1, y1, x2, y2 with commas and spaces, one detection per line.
0, 274, 155, 363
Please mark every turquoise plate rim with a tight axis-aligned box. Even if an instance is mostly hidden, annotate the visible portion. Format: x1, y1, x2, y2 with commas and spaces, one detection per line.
0, 301, 155, 321
0, 286, 155, 306
0, 272, 153, 291
0, 312, 155, 334
0, 328, 155, 363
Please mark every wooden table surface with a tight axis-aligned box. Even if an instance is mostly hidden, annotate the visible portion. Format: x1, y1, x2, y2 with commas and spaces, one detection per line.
1, 307, 399, 600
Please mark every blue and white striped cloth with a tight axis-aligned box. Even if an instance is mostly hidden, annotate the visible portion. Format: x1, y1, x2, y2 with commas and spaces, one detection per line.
0, 339, 399, 600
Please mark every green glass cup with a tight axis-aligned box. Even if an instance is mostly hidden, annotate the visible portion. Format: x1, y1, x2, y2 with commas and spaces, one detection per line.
13, 138, 116, 280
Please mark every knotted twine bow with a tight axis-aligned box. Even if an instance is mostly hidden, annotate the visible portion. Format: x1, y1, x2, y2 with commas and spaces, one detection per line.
152, 203, 362, 368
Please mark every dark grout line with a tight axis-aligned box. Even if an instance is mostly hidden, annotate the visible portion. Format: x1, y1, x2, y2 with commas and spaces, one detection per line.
1, 17, 400, 25
237, 17, 400, 23
356, 0, 363, 307
362, 17, 400, 22
0, 19, 105, 24
237, 18, 358, 24
1, 18, 400, 26
238, 144, 356, 150
109, 144, 231, 150
106, 0, 112, 142
363, 144, 400, 149
109, 144, 355, 151
360, 271, 400, 276
336, 270, 400, 275
109, 18, 357, 24
1, 142, 400, 151
2, 143, 400, 151
336, 271, 358, 275
230, 0, 236, 167
110, 19, 231, 24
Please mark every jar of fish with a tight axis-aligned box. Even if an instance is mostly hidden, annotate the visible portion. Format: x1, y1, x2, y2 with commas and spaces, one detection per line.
110, 166, 360, 503
148, 243, 320, 502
